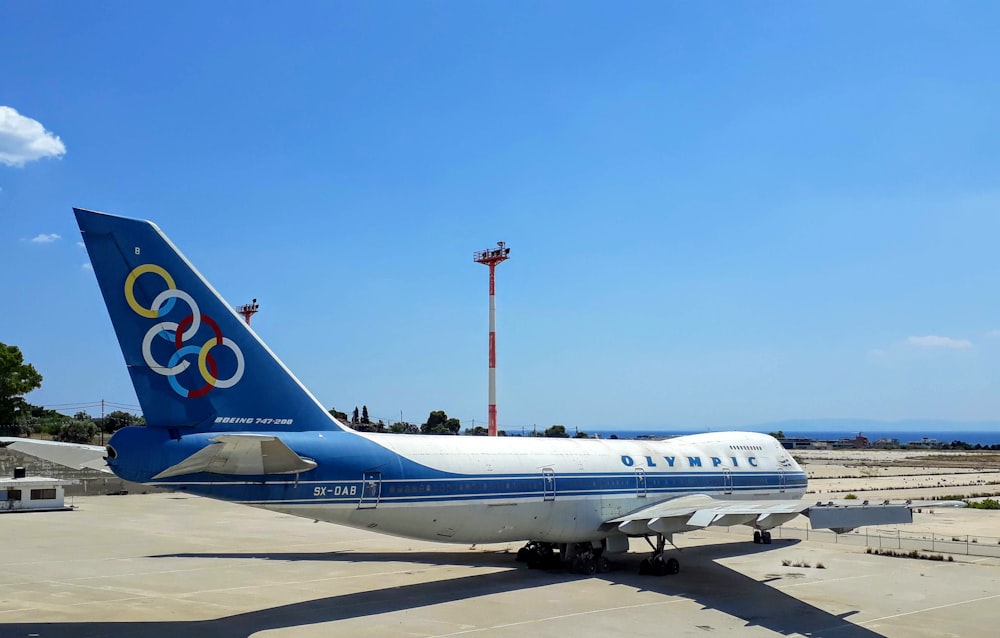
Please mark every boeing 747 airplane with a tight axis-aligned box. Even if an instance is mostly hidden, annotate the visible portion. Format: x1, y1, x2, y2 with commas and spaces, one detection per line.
2, 208, 937, 576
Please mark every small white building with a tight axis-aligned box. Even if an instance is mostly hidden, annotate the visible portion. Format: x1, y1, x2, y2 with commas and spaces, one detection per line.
0, 476, 77, 513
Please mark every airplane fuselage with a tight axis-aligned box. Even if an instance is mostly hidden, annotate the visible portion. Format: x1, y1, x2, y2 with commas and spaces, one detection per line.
107, 428, 807, 544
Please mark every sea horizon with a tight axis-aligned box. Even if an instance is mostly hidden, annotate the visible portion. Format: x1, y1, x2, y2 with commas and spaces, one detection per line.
583, 428, 1000, 446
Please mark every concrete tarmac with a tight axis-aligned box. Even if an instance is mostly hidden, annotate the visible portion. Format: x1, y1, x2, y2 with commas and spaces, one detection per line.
1, 493, 999, 638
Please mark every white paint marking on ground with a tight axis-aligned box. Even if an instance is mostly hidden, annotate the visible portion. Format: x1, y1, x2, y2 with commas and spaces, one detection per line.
0, 608, 42, 615
859, 593, 1000, 625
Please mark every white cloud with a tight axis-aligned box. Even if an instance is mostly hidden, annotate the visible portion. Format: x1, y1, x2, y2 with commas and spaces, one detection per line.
29, 233, 61, 244
0, 106, 66, 167
906, 335, 972, 349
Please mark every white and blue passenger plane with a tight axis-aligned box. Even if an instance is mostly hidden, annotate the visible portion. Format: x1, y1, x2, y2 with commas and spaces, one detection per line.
3, 208, 924, 576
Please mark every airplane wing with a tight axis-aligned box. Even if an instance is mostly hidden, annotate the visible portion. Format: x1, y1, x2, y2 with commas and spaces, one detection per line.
153, 434, 317, 479
0, 437, 111, 473
606, 494, 950, 536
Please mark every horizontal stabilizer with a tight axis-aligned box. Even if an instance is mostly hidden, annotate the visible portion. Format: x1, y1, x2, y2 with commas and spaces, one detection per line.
0, 437, 111, 473
153, 434, 317, 479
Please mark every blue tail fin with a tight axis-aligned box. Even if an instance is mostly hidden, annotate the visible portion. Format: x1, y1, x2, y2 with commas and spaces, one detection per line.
75, 208, 347, 433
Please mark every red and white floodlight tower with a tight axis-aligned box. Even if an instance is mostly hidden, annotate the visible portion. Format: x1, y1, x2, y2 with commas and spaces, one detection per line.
473, 242, 511, 436
237, 298, 259, 325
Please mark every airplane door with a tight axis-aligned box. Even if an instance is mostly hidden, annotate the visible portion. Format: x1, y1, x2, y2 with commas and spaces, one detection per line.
358, 471, 382, 509
542, 468, 556, 501
723, 468, 733, 495
635, 468, 647, 497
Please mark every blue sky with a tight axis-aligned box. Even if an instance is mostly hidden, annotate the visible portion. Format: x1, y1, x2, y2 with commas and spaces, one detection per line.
3, 2, 1000, 431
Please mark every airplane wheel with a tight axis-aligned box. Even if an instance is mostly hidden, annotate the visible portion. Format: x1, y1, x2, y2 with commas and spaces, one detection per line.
666, 558, 680, 575
639, 558, 652, 575
652, 556, 669, 577
516, 547, 529, 562
526, 551, 542, 569
583, 558, 597, 575
597, 556, 611, 573
763, 531, 772, 545
753, 530, 762, 544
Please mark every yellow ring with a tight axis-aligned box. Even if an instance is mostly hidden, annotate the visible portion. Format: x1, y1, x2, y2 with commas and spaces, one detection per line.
198, 339, 220, 386
124, 264, 176, 318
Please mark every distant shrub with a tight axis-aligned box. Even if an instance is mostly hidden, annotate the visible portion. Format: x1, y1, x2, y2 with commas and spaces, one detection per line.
866, 548, 954, 562
844, 493, 858, 500
967, 498, 1000, 510
56, 419, 98, 444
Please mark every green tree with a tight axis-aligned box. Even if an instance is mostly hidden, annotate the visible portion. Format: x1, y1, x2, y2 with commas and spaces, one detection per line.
768, 430, 785, 440
423, 410, 459, 435
424, 410, 447, 432
544, 425, 569, 438
103, 410, 137, 434
574, 430, 589, 438
464, 426, 489, 436
328, 407, 348, 422
361, 405, 370, 425
351, 406, 360, 424
390, 421, 420, 434
0, 342, 43, 427
56, 419, 98, 444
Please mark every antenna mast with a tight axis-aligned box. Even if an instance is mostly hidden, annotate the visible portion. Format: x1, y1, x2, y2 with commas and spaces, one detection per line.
237, 298, 259, 325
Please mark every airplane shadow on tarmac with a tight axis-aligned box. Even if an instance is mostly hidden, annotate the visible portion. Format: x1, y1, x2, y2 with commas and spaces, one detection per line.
3, 539, 887, 638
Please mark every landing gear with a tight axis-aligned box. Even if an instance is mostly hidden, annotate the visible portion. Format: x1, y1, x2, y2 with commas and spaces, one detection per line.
515, 541, 613, 574
516, 541, 560, 569
753, 530, 772, 545
638, 534, 680, 576
569, 543, 611, 575
638, 555, 680, 576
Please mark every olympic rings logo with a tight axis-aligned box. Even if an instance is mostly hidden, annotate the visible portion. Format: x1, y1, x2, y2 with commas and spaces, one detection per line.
124, 264, 245, 398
